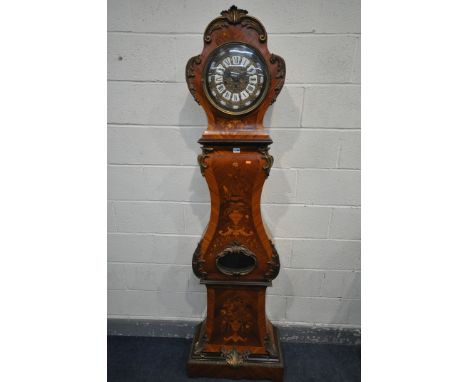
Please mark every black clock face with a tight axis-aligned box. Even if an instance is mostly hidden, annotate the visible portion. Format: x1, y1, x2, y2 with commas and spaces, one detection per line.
204, 43, 269, 115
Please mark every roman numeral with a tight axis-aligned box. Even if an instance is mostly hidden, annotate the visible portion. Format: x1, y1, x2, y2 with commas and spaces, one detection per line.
223, 57, 231, 68
247, 65, 256, 75
231, 56, 241, 65
240, 90, 249, 100
215, 64, 225, 75
222, 90, 232, 100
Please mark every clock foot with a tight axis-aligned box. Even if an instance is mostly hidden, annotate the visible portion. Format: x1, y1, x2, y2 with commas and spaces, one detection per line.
187, 323, 284, 382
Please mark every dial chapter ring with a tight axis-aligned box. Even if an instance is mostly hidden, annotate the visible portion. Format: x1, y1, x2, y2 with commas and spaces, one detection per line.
202, 42, 270, 116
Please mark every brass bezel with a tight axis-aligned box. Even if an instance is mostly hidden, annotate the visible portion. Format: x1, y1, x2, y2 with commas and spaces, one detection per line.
202, 42, 270, 116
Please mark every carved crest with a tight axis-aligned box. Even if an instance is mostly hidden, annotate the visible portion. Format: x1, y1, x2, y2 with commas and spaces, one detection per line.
204, 5, 267, 43
185, 6, 285, 129
269, 54, 286, 104
186, 55, 201, 104
221, 5, 248, 23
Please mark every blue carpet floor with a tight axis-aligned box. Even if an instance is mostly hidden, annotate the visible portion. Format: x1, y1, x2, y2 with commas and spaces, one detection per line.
108, 336, 360, 382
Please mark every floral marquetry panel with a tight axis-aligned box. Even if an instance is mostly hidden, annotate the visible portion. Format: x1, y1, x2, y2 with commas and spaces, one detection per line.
194, 145, 279, 282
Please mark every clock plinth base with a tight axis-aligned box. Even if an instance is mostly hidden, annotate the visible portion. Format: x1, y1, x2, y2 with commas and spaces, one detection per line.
187, 323, 284, 382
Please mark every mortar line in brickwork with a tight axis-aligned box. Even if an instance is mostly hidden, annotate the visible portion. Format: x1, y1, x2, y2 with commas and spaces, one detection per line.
289, 168, 360, 171
109, 289, 206, 295
350, 36, 360, 83
109, 288, 360, 301
107, 163, 360, 170
108, 79, 179, 83
107, 232, 360, 242
107, 315, 200, 319
107, 123, 360, 131
335, 142, 343, 168
107, 200, 361, 208
182, 204, 187, 234
108, 164, 198, 168
277, 322, 360, 328
293, 169, 299, 199
274, 237, 360, 242
106, 315, 359, 327
269, 295, 360, 301
108, 288, 203, 293
284, 268, 360, 273
108, 262, 194, 266
108, 261, 359, 273
106, 315, 360, 329
107, 123, 203, 128
299, 87, 306, 127
108, 232, 200, 237
107, 122, 203, 127
108, 316, 205, 322
285, 83, 360, 86
108, 233, 360, 241
107, 79, 360, 86
270, 322, 360, 329
108, 201, 360, 208
327, 209, 334, 238
107, 315, 204, 321
109, 202, 117, 231
107, 31, 361, 37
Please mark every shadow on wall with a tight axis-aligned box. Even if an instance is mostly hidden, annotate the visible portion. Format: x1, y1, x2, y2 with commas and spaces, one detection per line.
178, 95, 206, 316
262, 87, 300, 236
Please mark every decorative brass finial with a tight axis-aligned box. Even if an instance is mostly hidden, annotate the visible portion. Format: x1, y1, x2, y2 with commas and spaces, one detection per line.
203, 5, 267, 43
221, 5, 248, 24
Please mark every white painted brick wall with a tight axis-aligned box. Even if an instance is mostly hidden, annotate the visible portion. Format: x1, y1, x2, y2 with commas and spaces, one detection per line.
108, 0, 360, 328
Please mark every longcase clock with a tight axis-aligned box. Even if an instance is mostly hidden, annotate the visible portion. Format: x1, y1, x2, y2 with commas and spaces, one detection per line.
185, 6, 286, 382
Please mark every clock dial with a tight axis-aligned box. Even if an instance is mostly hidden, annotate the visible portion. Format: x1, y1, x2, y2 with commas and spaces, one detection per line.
204, 43, 269, 115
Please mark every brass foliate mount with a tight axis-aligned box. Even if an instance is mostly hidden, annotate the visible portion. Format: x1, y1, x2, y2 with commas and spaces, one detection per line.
192, 242, 207, 279
258, 147, 274, 176
221, 5, 248, 23
186, 55, 202, 104
197, 147, 214, 176
221, 347, 251, 368
215, 241, 257, 277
